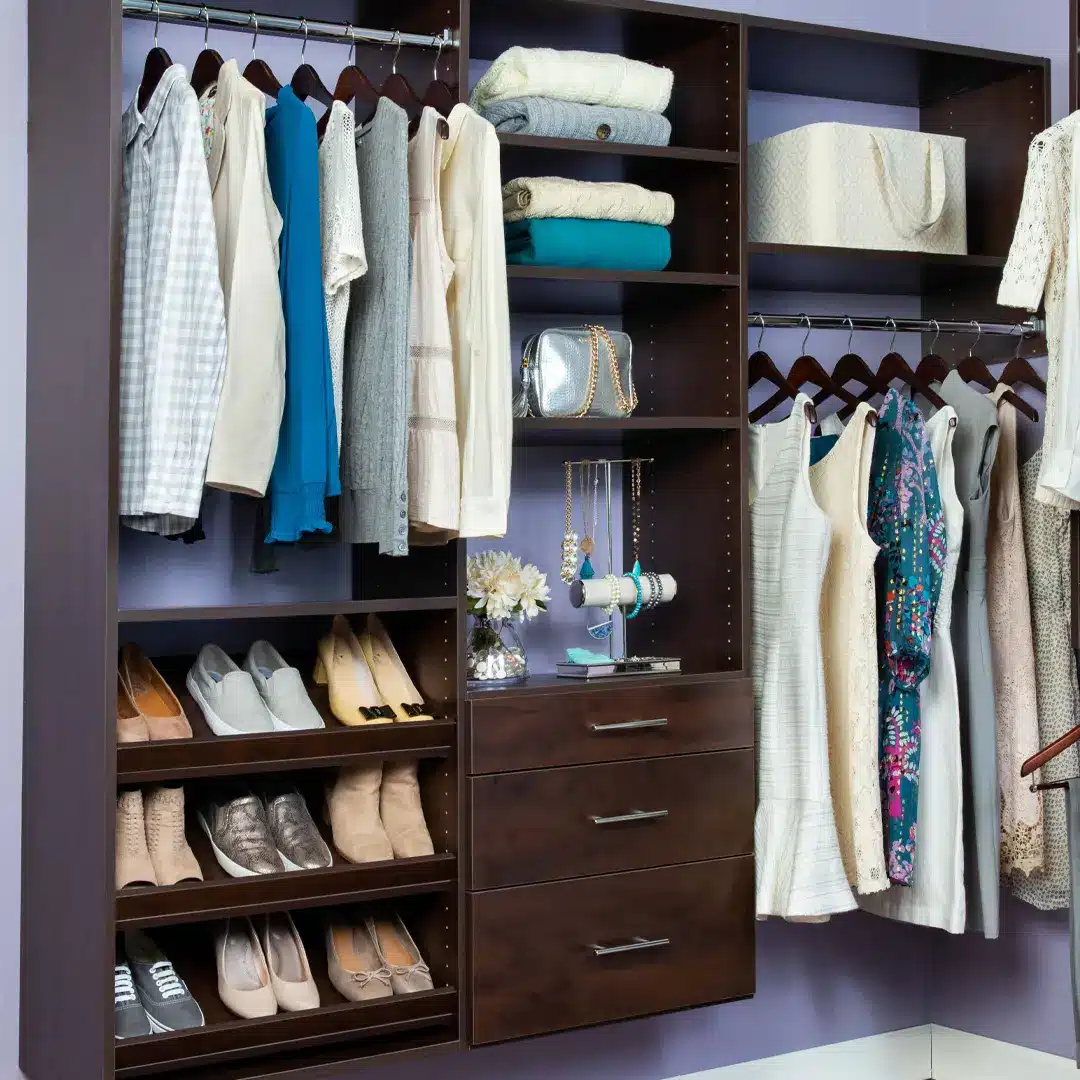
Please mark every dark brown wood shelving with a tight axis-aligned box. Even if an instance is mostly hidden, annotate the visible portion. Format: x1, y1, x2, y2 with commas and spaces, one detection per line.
117, 853, 458, 931
467, 670, 745, 701
119, 597, 459, 624
514, 416, 739, 446
748, 242, 1008, 295
498, 133, 739, 163
507, 266, 739, 287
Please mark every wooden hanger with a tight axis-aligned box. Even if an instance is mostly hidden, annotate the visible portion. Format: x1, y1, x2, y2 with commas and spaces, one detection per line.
999, 330, 1048, 395
915, 319, 949, 386
1022, 723, 1080, 779
243, 13, 281, 99
748, 316, 799, 424
769, 317, 860, 419
421, 36, 457, 122
138, 2, 173, 113
380, 31, 422, 123
316, 30, 381, 139
813, 319, 884, 427
291, 19, 334, 109
840, 320, 945, 417
959, 321, 1039, 422
190, 6, 224, 98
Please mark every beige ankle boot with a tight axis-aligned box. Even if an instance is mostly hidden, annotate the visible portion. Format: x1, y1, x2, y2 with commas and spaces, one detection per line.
326, 766, 395, 864
116, 790, 157, 889
380, 761, 434, 859
144, 786, 203, 886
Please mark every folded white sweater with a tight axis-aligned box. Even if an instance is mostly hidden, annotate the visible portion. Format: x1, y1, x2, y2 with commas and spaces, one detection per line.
471, 47, 673, 114
503, 177, 675, 226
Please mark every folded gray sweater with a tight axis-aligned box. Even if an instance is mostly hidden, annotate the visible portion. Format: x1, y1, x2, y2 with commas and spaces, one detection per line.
481, 96, 671, 147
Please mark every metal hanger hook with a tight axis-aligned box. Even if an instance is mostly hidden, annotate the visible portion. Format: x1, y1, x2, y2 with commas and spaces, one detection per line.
300, 17, 309, 63
1015, 326, 1027, 360
931, 319, 941, 354
392, 30, 402, 75
202, 4, 210, 48
799, 314, 812, 356
345, 24, 355, 66
432, 34, 444, 81
249, 12, 259, 59
969, 320, 982, 357
754, 313, 766, 352
153, 0, 161, 47
886, 317, 898, 353
843, 315, 854, 354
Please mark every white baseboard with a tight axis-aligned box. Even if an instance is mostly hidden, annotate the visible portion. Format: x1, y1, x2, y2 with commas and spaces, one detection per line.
929, 1026, 1076, 1079
672, 1025, 932, 1079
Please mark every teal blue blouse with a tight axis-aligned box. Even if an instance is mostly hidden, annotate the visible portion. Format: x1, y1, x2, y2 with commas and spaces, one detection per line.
264, 87, 340, 543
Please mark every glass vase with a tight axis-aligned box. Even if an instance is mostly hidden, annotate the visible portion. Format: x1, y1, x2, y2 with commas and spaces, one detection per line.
467, 615, 528, 688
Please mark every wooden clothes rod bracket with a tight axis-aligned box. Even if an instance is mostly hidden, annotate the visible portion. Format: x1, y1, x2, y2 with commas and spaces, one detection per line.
121, 0, 458, 50
749, 313, 1045, 338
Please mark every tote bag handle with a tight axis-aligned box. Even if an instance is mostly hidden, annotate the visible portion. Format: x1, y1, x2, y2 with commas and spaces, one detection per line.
869, 131, 947, 238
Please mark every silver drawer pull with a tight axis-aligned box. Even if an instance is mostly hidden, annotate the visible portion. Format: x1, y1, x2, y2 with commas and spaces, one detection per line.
591, 809, 669, 826
590, 717, 668, 734
591, 936, 671, 957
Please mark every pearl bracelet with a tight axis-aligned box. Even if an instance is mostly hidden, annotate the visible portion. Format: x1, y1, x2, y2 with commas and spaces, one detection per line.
603, 574, 621, 617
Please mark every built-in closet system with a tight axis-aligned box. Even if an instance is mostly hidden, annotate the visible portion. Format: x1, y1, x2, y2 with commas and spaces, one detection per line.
20, 1, 1049, 1078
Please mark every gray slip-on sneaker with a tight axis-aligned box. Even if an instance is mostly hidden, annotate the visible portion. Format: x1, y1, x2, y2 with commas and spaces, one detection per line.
263, 787, 333, 872
114, 957, 152, 1040
123, 930, 204, 1033
244, 641, 325, 732
199, 791, 284, 877
187, 644, 275, 737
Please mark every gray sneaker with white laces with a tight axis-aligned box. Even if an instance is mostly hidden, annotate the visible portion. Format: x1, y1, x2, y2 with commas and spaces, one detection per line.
123, 930, 205, 1033
114, 956, 152, 1039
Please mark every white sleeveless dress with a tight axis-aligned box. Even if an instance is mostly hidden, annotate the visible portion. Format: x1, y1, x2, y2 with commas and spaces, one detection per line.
810, 404, 887, 895
752, 396, 856, 920
861, 406, 966, 933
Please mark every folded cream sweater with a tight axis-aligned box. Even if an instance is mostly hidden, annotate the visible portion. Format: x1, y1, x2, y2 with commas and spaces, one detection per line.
503, 177, 675, 226
471, 47, 673, 114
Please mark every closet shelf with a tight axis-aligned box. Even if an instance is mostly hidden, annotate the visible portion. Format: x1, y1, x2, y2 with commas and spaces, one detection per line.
515, 416, 740, 445
119, 597, 459, 623
467, 670, 746, 701
115, 986, 458, 1078
117, 853, 457, 931
748, 242, 1008, 295
508, 266, 739, 286
498, 133, 739, 163
117, 714, 456, 785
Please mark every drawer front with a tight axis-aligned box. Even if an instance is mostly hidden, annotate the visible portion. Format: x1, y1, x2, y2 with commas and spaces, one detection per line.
468, 677, 752, 774
469, 751, 754, 889
470, 858, 755, 1045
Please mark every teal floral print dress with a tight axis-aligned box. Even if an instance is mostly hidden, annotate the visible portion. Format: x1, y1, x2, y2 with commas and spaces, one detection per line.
868, 389, 946, 885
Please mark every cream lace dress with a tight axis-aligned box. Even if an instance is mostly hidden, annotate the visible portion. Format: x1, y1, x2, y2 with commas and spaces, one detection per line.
987, 385, 1045, 879
751, 396, 856, 921
319, 101, 368, 453
809, 404, 886, 895
998, 113, 1080, 510
861, 406, 966, 933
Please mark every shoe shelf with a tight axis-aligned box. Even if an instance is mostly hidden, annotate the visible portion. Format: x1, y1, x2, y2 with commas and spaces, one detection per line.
117, 852, 458, 931
115, 987, 459, 1078
119, 597, 459, 624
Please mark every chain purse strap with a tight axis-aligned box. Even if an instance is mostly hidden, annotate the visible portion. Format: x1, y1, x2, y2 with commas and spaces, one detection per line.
586, 324, 637, 416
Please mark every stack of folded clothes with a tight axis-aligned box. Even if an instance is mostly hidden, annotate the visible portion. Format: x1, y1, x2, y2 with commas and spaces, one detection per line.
502, 176, 675, 270
471, 46, 674, 148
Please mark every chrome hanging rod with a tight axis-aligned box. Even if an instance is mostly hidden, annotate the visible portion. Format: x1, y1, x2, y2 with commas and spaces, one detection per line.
749, 312, 1045, 338
121, 1, 458, 50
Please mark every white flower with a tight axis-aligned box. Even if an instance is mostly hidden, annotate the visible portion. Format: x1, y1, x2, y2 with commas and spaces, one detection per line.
516, 563, 551, 621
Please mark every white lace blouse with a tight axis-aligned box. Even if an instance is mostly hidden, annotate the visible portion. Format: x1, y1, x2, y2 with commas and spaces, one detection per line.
319, 102, 368, 453
998, 113, 1080, 510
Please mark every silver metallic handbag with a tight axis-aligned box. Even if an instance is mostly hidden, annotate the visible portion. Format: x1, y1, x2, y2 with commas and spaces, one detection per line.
513, 325, 636, 419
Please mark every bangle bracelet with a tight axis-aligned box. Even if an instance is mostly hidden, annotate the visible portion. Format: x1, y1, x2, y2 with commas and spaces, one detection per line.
626, 566, 644, 620
645, 571, 662, 612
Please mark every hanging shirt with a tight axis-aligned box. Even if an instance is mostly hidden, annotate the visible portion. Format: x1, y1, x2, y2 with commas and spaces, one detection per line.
867, 388, 946, 887
201, 61, 286, 499
264, 86, 340, 543
120, 64, 227, 536
319, 100, 368, 454
999, 113, 1080, 510
441, 103, 512, 538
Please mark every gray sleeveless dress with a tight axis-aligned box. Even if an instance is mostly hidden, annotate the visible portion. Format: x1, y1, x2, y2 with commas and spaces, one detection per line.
937, 371, 1001, 938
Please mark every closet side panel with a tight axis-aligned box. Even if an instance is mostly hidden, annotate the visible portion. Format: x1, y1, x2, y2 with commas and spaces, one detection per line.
22, 0, 121, 1077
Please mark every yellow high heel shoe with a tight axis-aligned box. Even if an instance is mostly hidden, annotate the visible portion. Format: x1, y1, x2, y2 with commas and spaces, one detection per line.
313, 616, 396, 727
358, 616, 435, 722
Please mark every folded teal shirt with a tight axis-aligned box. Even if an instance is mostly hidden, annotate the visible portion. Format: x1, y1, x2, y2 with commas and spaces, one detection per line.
505, 218, 672, 271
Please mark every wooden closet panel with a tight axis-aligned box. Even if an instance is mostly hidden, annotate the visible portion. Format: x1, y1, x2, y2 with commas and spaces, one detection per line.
468, 676, 753, 774
469, 750, 754, 888
469, 857, 755, 1045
